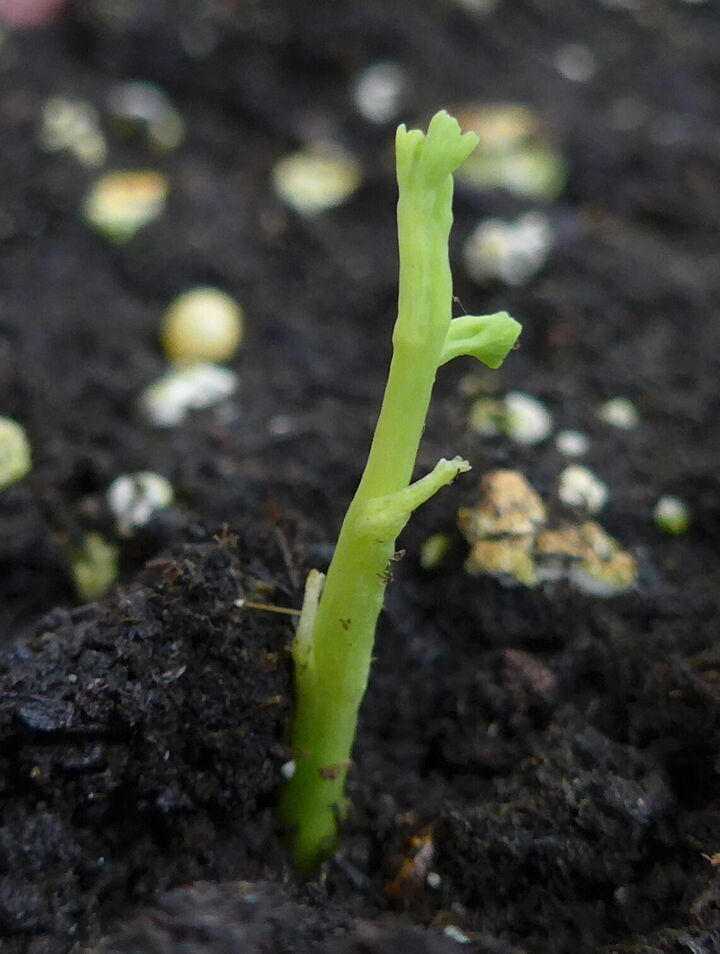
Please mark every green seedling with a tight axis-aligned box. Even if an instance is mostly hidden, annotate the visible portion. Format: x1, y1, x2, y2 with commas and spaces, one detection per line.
279, 111, 521, 870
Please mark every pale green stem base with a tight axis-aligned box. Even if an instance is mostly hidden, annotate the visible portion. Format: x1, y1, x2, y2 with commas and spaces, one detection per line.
278, 457, 469, 867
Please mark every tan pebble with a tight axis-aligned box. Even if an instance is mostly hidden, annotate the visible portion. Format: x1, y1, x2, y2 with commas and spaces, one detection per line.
162, 287, 244, 364
458, 469, 547, 540
464, 535, 537, 586
536, 521, 636, 595
83, 171, 168, 242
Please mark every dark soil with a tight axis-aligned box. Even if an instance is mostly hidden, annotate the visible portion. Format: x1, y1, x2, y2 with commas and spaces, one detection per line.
1, 1, 720, 952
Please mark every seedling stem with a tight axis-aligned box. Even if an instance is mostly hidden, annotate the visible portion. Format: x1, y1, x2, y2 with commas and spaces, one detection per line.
279, 111, 520, 869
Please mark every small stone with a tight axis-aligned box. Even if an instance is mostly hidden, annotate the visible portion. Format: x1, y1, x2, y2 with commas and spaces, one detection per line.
351, 62, 406, 124
463, 211, 553, 286
83, 170, 168, 242
570, 529, 637, 596
555, 429, 589, 457
464, 535, 537, 586
597, 397, 639, 430
38, 96, 107, 167
161, 287, 244, 365
653, 495, 691, 535
554, 43, 597, 83
58, 742, 106, 771
272, 147, 361, 215
107, 471, 174, 536
459, 471, 636, 596
504, 391, 553, 445
0, 416, 31, 490
458, 469, 547, 540
459, 471, 545, 586
16, 696, 75, 733
444, 925, 472, 944
536, 522, 637, 596
454, 103, 566, 200
70, 532, 119, 602
140, 362, 238, 428
280, 760, 296, 780
558, 464, 608, 513
107, 80, 185, 150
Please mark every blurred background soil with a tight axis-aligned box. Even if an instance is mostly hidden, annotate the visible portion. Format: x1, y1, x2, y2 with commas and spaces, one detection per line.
0, 2, 719, 952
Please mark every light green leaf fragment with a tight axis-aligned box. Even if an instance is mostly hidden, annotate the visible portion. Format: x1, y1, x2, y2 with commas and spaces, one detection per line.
292, 569, 326, 671
438, 311, 521, 368
70, 532, 119, 602
0, 416, 31, 491
419, 533, 451, 570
